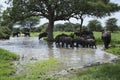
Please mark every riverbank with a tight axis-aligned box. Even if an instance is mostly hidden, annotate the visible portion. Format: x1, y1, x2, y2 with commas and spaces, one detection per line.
0, 47, 120, 80
0, 48, 19, 80
0, 31, 120, 80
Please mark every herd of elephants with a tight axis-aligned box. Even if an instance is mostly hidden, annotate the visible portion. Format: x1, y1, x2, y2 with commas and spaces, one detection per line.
11, 30, 111, 49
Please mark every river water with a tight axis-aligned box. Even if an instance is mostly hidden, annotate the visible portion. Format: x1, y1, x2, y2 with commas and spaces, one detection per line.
0, 37, 117, 68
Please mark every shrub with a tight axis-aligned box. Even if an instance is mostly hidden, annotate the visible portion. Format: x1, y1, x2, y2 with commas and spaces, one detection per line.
0, 26, 11, 39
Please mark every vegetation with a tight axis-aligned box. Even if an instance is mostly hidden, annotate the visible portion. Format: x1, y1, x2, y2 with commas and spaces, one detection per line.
70, 63, 120, 80
12, 58, 61, 80
0, 57, 61, 80
105, 18, 119, 32
0, 48, 59, 80
0, 26, 11, 39
87, 19, 103, 31
0, 48, 19, 79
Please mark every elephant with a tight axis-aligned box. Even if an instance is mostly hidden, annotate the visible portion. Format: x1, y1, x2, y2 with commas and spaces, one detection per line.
73, 37, 85, 47
101, 31, 111, 49
23, 32, 30, 37
13, 32, 20, 37
38, 32, 48, 40
85, 38, 97, 49
60, 36, 73, 48
55, 33, 69, 47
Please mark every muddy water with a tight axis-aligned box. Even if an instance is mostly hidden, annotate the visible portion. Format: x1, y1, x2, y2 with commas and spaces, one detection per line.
0, 37, 117, 68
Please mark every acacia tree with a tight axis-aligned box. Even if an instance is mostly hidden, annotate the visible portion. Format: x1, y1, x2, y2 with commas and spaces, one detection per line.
6, 0, 75, 41
6, 0, 120, 41
73, 0, 120, 32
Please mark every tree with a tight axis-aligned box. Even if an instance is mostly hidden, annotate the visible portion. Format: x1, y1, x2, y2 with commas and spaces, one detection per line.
7, 0, 120, 41
73, 0, 120, 32
105, 18, 118, 32
0, 5, 3, 26
18, 16, 40, 29
87, 19, 103, 31
1, 8, 15, 29
7, 0, 75, 41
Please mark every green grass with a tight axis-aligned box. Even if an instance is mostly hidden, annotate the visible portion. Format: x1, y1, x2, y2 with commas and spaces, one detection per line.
30, 32, 40, 37
71, 63, 120, 80
0, 48, 19, 79
8, 58, 61, 80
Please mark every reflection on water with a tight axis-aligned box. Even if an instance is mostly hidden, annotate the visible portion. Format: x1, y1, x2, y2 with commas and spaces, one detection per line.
0, 37, 117, 68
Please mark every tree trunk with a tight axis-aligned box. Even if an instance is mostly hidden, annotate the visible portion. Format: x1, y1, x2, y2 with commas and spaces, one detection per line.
47, 20, 54, 42
80, 17, 83, 32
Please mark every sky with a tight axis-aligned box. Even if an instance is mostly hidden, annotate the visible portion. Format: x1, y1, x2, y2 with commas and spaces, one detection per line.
0, 0, 120, 27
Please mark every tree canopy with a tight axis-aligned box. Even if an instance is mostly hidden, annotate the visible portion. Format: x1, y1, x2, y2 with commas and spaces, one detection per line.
87, 19, 102, 31
105, 18, 118, 32
73, 0, 120, 31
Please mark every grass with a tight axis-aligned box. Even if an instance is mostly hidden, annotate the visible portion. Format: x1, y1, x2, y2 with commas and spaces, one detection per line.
7, 58, 61, 80
70, 63, 120, 80
0, 48, 19, 79
30, 32, 40, 37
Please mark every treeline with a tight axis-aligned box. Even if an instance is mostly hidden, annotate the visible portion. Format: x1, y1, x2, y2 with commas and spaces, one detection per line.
34, 18, 120, 32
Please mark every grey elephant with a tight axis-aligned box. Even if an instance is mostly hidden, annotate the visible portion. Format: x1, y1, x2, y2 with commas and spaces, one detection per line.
85, 38, 97, 48
61, 36, 73, 48
55, 33, 69, 46
73, 37, 85, 47
101, 31, 111, 49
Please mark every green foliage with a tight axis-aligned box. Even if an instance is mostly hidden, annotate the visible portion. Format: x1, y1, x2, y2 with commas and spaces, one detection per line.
0, 26, 11, 39
71, 63, 120, 80
105, 18, 119, 32
0, 48, 19, 61
54, 22, 80, 32
87, 19, 103, 31
106, 47, 120, 55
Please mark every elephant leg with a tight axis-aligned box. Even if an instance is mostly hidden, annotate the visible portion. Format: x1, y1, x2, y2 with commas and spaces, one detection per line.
70, 43, 73, 47
28, 34, 30, 37
17, 34, 19, 37
104, 42, 108, 49
76, 43, 79, 47
66, 43, 68, 48
62, 42, 64, 47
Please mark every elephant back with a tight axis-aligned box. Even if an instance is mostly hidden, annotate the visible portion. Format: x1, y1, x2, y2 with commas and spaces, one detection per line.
102, 31, 111, 37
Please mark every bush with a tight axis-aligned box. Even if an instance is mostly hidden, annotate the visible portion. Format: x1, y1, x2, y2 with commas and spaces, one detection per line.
0, 26, 11, 39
